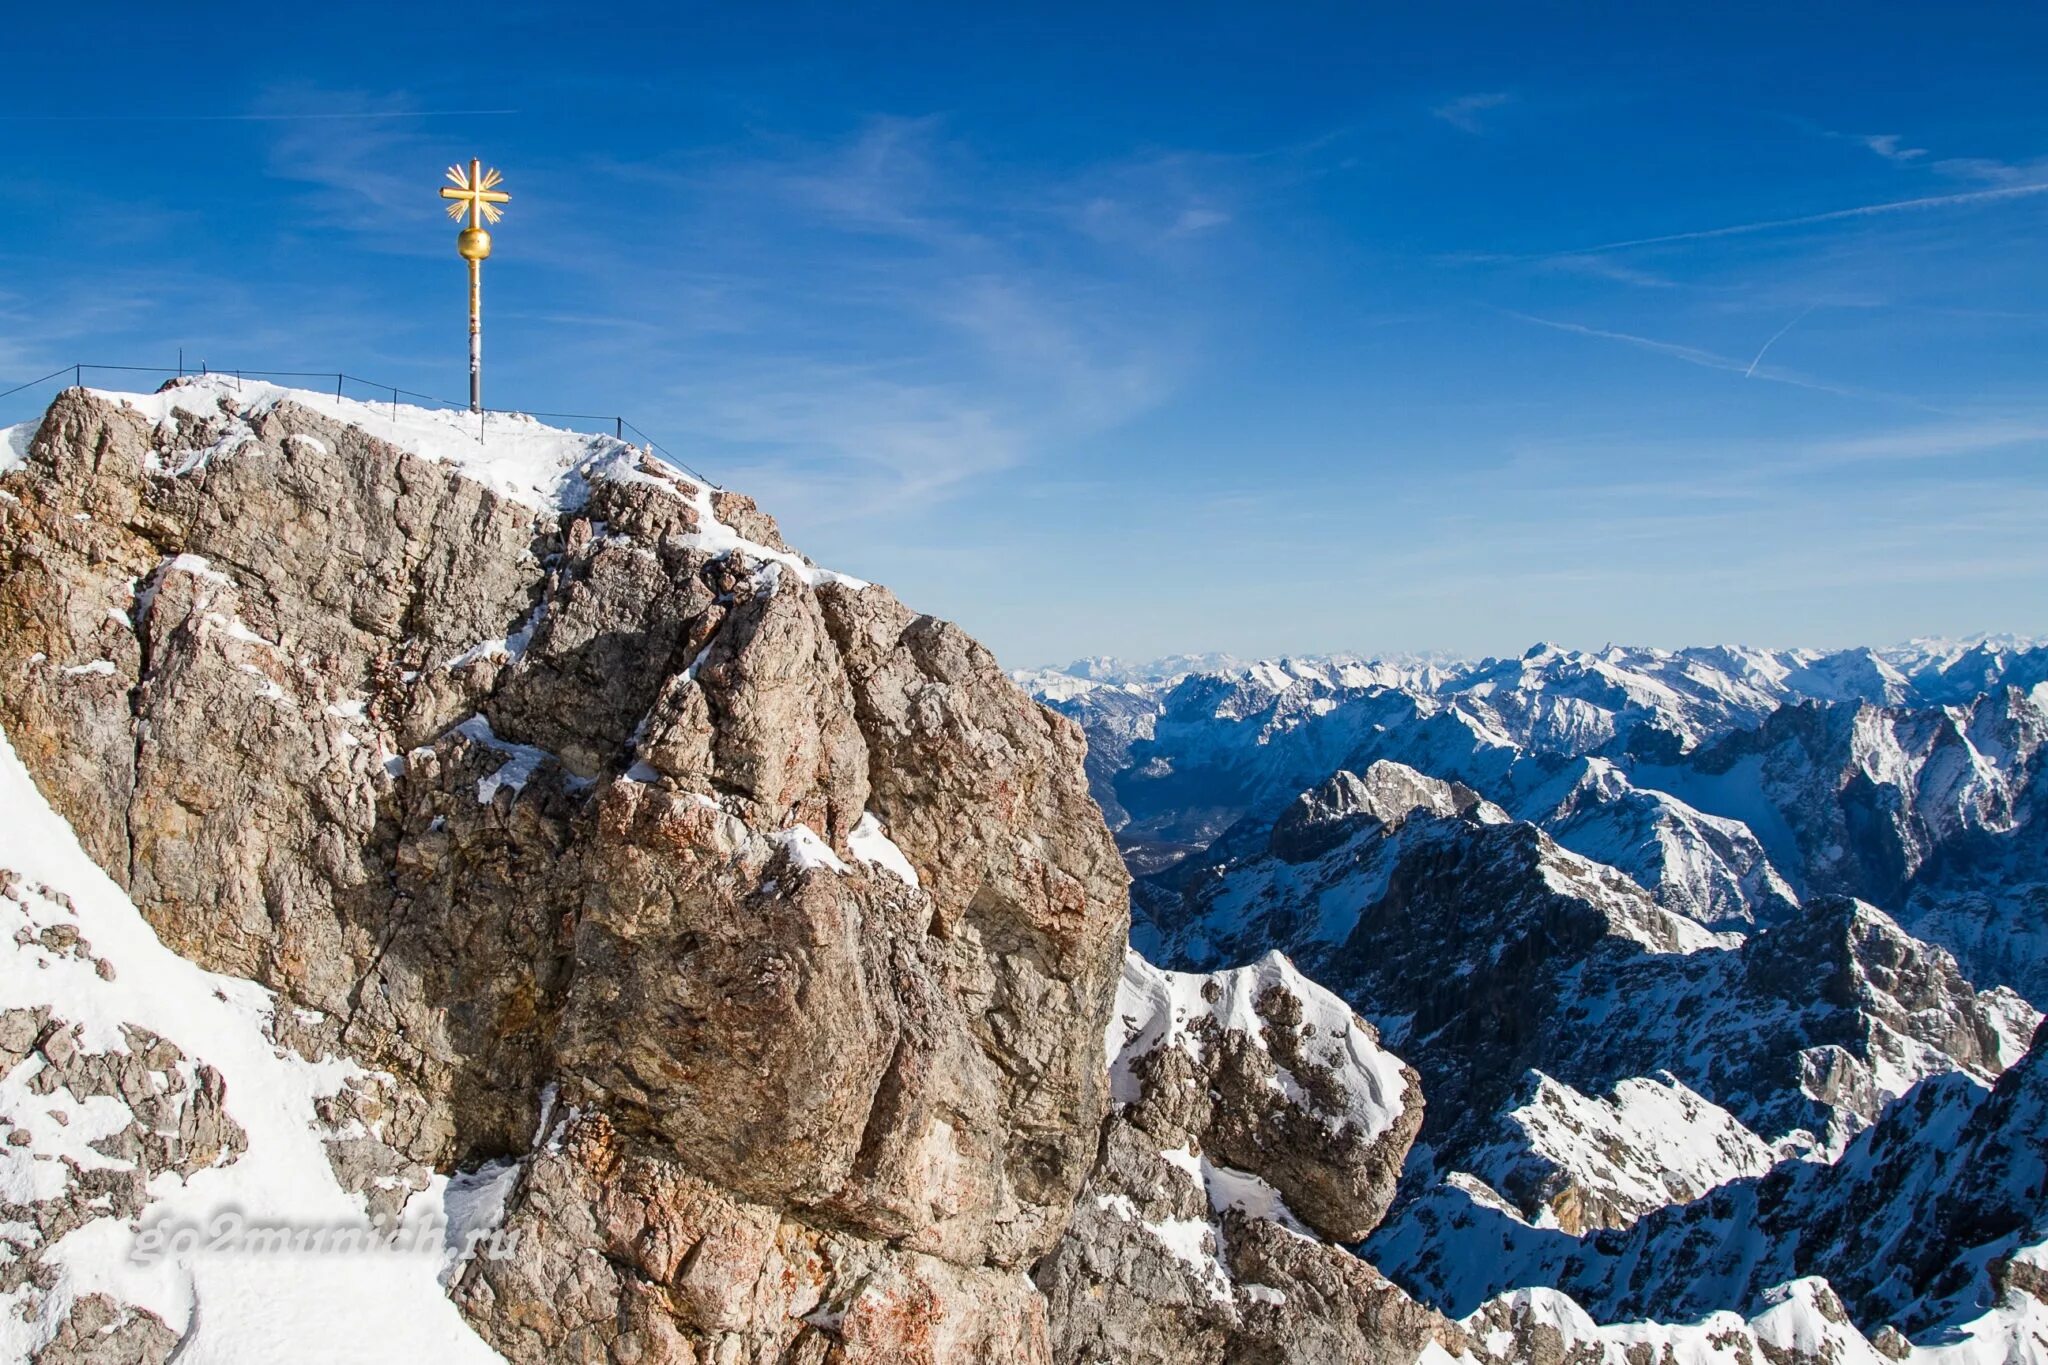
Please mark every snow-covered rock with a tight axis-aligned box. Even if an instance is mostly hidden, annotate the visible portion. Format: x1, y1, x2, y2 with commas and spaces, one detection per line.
0, 728, 506, 1363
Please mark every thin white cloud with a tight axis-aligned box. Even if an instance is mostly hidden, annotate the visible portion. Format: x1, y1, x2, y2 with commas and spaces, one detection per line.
1538, 180, 2048, 257
1935, 154, 2048, 186
1860, 133, 1927, 163
1540, 255, 1679, 289
1171, 207, 1231, 235
1432, 92, 1512, 134
1794, 418, 2048, 465
603, 117, 1224, 518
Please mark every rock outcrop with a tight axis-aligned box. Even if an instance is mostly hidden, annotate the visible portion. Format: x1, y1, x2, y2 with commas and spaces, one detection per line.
0, 379, 1128, 1358
1036, 950, 1453, 1365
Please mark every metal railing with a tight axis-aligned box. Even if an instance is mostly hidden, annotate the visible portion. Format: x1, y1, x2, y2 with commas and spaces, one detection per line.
0, 362, 714, 487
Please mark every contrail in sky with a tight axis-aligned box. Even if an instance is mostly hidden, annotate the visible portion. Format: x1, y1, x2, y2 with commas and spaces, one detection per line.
1746, 305, 1817, 378
1541, 181, 2048, 257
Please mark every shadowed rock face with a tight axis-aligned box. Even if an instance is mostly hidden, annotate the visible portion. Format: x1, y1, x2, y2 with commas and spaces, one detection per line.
0, 382, 1128, 1358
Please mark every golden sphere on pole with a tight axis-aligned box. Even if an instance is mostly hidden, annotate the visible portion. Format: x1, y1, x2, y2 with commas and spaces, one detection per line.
457, 226, 493, 261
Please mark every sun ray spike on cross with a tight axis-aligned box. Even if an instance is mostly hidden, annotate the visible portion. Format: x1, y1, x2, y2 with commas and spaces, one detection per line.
437, 159, 510, 412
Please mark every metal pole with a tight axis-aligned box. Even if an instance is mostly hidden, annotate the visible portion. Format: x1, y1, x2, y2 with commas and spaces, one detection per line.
468, 156, 483, 413
469, 256, 482, 413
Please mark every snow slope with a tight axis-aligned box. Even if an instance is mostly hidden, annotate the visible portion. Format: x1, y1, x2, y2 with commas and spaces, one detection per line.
0, 726, 506, 1363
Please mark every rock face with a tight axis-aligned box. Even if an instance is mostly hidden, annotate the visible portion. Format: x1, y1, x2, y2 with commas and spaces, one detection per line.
0, 379, 1128, 1358
1035, 950, 1453, 1365
1266, 763, 1487, 864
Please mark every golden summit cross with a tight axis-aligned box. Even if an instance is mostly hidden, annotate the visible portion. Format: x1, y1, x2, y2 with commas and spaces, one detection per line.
438, 159, 511, 413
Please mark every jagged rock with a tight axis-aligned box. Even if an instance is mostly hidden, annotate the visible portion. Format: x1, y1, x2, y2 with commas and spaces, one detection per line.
0, 379, 1127, 1351
1034, 643, 2048, 980
1267, 763, 1486, 863
1036, 949, 1446, 1363
1391, 1020, 2048, 1342
452, 1109, 1052, 1365
30, 1294, 177, 1365
0, 983, 250, 1311
1137, 763, 2038, 1251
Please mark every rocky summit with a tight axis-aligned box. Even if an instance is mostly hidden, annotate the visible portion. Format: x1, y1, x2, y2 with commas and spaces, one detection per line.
3, 378, 2047, 1365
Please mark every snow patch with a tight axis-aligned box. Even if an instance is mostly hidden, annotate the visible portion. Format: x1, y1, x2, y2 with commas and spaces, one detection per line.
451, 715, 553, 804
1107, 949, 1409, 1142
1, 418, 36, 476
847, 812, 919, 886
772, 824, 850, 876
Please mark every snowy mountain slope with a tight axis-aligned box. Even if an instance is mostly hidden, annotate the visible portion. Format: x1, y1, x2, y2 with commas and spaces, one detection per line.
0, 728, 506, 1363
1642, 687, 2048, 999
1884, 635, 2048, 704
1375, 1019, 2048, 1345
1136, 763, 2038, 1236
1639, 689, 2044, 903
1033, 640, 2020, 834
1044, 942, 2048, 1365
1511, 756, 1799, 931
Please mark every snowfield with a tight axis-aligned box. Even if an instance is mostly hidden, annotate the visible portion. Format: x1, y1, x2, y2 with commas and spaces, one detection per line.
0, 727, 506, 1364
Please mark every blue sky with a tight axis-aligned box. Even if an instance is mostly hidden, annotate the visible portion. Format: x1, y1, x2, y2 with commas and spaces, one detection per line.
4, 3, 2047, 667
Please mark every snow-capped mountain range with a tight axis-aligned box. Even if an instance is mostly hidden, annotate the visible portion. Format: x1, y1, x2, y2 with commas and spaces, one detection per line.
1021, 640, 2048, 994
1023, 641, 2048, 1345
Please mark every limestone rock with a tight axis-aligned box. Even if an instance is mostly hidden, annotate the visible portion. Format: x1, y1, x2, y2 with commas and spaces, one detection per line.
1037, 948, 1442, 1363
0, 379, 1127, 1348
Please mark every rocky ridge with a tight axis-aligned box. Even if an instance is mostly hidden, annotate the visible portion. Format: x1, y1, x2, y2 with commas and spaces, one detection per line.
1136, 762, 2038, 1236
1031, 642, 2048, 990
